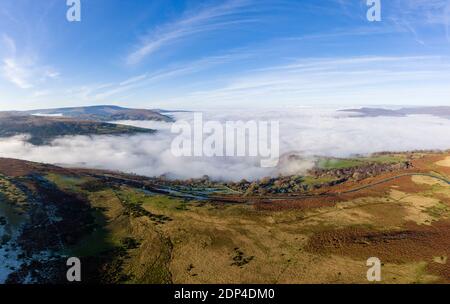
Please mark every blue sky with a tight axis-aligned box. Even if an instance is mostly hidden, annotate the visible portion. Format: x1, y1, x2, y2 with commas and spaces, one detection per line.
0, 0, 450, 110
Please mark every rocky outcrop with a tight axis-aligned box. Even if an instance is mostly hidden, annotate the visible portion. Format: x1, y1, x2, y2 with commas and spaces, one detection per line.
309, 161, 413, 181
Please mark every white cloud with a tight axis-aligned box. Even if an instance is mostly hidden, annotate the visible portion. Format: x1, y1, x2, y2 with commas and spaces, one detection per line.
164, 56, 450, 107
125, 0, 254, 65
69, 54, 450, 108
119, 74, 148, 86
388, 0, 450, 42
71, 51, 251, 102
0, 108, 449, 181
0, 34, 59, 90
2, 58, 33, 89
32, 90, 51, 98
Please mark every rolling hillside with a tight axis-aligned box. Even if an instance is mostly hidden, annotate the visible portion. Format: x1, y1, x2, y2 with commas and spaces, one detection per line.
0, 114, 156, 145
341, 106, 450, 119
1, 151, 448, 284
23, 105, 174, 122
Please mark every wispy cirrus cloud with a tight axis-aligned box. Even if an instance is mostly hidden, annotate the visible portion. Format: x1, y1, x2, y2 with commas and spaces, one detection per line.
387, 0, 450, 43
0, 34, 59, 90
125, 0, 255, 65
332, 0, 450, 44
2, 57, 33, 89
1, 108, 450, 181
1, 34, 31, 89
73, 49, 253, 102
164, 55, 450, 107
65, 54, 450, 108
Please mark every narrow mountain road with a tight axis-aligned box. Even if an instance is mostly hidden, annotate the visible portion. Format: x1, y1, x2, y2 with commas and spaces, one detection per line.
211, 172, 450, 203
87, 171, 449, 203
336, 172, 449, 194
251, 173, 450, 201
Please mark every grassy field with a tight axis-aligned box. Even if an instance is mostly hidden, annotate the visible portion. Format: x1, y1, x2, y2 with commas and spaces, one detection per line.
318, 155, 406, 169
44, 152, 450, 283
1, 152, 448, 283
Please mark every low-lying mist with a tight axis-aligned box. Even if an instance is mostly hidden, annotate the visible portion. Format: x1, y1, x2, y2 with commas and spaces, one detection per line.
0, 108, 449, 181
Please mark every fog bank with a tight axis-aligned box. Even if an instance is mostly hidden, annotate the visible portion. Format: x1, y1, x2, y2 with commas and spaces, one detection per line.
0, 108, 449, 181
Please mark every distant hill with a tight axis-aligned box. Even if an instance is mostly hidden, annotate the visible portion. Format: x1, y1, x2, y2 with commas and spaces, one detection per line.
0, 114, 155, 145
341, 106, 450, 119
20, 105, 174, 122
154, 109, 192, 113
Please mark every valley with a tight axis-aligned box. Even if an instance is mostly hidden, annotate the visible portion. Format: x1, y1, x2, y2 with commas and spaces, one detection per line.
2, 0, 450, 289
0, 151, 448, 283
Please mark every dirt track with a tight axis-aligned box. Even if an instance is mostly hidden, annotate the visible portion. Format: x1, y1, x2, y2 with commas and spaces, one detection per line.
210, 173, 449, 204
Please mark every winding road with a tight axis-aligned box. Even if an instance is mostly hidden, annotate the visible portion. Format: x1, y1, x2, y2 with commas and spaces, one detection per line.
88, 171, 449, 203
211, 172, 450, 203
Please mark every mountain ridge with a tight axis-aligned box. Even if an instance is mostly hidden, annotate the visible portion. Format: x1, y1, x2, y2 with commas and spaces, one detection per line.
1, 105, 174, 122
341, 106, 450, 119
0, 114, 156, 145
